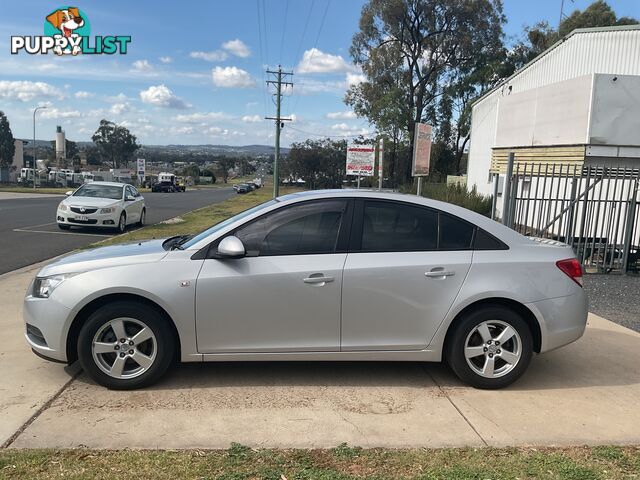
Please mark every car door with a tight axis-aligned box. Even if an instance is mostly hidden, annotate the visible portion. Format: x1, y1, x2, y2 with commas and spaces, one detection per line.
123, 186, 140, 223
195, 199, 352, 353
130, 185, 145, 218
341, 199, 473, 351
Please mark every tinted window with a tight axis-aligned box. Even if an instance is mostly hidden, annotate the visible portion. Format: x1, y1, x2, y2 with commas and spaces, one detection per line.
235, 200, 347, 256
474, 228, 507, 250
73, 184, 123, 200
439, 213, 474, 250
361, 201, 437, 252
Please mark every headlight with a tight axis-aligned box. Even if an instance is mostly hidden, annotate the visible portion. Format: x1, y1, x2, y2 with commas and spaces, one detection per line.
99, 207, 116, 213
58, 203, 68, 211
33, 273, 78, 298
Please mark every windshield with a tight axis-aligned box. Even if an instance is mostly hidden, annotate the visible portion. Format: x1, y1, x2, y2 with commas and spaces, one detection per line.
73, 184, 123, 200
180, 199, 278, 249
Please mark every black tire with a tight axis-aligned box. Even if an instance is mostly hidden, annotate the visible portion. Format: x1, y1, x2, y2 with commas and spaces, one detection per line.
116, 212, 126, 233
77, 301, 176, 390
58, 223, 71, 230
445, 306, 533, 389
138, 208, 146, 227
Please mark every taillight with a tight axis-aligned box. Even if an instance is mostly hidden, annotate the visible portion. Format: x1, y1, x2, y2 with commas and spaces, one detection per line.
556, 258, 583, 287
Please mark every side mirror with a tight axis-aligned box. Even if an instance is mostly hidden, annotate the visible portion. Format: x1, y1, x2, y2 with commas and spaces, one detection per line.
217, 236, 246, 258
65, 191, 73, 196
125, 195, 135, 201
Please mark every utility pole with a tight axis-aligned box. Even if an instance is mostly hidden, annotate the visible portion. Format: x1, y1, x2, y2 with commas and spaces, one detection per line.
266, 65, 293, 198
32, 105, 47, 190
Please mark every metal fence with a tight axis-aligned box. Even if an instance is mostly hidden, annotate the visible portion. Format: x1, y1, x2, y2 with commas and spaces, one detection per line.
501, 161, 640, 274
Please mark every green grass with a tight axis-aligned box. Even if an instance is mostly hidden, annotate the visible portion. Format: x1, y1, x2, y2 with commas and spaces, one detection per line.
0, 446, 638, 479
91, 186, 298, 248
0, 186, 68, 195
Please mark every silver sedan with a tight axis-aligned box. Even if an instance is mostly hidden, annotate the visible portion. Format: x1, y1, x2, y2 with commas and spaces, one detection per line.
24, 190, 587, 390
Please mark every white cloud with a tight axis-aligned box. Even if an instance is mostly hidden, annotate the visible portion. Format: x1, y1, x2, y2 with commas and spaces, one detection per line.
212, 66, 256, 88
206, 126, 229, 136
159, 56, 172, 64
105, 92, 128, 103
346, 72, 366, 86
222, 39, 251, 58
109, 103, 130, 115
74, 90, 94, 99
40, 108, 82, 119
175, 112, 227, 123
132, 59, 153, 72
176, 126, 195, 135
139, 84, 189, 109
297, 48, 352, 74
327, 110, 357, 119
0, 80, 63, 102
242, 114, 262, 123
190, 50, 228, 62
331, 123, 350, 131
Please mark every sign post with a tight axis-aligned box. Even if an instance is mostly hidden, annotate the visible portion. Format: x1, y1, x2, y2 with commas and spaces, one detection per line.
412, 123, 432, 196
136, 158, 146, 186
378, 138, 384, 191
346, 145, 375, 189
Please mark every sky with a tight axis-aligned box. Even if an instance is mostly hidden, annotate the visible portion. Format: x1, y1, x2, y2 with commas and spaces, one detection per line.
0, 0, 638, 147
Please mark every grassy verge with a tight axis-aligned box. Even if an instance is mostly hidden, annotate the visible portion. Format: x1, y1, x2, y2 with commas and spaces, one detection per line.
0, 445, 638, 479
0, 186, 68, 195
93, 186, 298, 248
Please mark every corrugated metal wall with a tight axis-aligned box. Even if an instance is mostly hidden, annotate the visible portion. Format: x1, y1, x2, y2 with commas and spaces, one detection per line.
467, 26, 640, 195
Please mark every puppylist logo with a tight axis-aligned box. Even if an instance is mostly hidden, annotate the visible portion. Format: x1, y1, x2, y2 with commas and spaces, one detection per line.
11, 6, 131, 56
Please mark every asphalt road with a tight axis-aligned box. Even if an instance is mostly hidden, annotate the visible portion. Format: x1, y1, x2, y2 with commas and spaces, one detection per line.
0, 187, 235, 275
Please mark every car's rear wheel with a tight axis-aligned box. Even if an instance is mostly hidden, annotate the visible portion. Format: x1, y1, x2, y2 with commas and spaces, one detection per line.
77, 301, 175, 389
446, 306, 533, 389
116, 212, 126, 233
58, 223, 70, 230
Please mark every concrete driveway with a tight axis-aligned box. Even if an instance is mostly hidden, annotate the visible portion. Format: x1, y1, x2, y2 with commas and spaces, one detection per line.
2, 262, 640, 449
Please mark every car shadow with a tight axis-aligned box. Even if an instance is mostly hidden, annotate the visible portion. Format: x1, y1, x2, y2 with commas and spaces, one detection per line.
69, 327, 640, 392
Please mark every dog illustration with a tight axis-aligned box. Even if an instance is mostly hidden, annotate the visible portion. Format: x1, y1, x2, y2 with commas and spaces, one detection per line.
45, 7, 85, 55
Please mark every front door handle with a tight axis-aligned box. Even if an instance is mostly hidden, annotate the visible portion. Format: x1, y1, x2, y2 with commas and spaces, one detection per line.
303, 274, 334, 285
425, 268, 455, 278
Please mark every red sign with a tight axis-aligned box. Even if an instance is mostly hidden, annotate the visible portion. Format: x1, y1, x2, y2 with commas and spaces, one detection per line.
346, 145, 375, 176
412, 123, 432, 176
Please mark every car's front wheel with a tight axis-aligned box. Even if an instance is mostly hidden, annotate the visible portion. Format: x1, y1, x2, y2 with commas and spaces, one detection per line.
116, 212, 126, 233
446, 306, 533, 389
138, 208, 146, 227
77, 301, 175, 389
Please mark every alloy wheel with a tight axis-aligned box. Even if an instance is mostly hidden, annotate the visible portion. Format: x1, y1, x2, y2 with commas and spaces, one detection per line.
91, 317, 157, 379
464, 319, 522, 378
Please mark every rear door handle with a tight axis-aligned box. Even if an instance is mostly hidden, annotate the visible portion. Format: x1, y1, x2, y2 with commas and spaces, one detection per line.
303, 274, 334, 285
425, 269, 455, 278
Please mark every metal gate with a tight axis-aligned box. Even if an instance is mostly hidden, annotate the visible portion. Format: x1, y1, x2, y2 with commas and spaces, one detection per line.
503, 162, 640, 274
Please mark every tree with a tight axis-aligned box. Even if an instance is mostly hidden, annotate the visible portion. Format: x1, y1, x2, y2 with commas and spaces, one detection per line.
0, 111, 15, 168
282, 139, 347, 190
509, 1, 638, 70
346, 0, 505, 184
91, 119, 140, 168
217, 157, 236, 183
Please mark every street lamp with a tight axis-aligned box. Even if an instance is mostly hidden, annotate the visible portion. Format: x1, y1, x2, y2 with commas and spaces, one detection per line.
32, 106, 47, 190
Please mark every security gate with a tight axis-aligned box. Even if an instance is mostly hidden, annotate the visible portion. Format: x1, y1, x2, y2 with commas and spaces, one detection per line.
504, 163, 640, 274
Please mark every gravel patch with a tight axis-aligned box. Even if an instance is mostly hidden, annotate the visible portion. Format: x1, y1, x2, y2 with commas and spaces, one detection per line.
583, 274, 640, 332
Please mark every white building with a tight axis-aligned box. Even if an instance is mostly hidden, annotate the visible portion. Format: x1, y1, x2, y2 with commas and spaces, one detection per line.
467, 25, 640, 206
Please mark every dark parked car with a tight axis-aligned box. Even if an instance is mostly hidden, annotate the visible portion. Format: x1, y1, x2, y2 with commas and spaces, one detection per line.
151, 181, 175, 193
236, 184, 251, 194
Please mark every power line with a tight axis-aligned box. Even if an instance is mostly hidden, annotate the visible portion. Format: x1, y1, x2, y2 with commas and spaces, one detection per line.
287, 125, 370, 139
291, 0, 315, 69
279, 0, 289, 64
261, 0, 269, 63
256, 0, 268, 118
290, 0, 331, 115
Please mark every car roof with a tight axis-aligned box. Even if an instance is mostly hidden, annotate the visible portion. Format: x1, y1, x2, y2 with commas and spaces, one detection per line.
82, 181, 126, 187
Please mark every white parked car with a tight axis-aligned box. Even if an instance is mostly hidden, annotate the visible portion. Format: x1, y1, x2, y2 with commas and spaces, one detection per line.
56, 181, 146, 233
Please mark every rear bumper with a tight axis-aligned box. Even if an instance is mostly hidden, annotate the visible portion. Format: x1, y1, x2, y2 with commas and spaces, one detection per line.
529, 289, 589, 353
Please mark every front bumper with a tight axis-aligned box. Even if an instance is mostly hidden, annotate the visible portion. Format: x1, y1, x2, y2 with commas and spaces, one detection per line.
56, 208, 119, 227
23, 284, 72, 363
